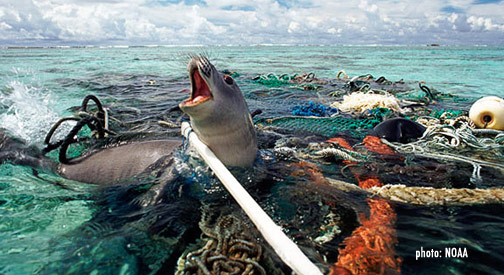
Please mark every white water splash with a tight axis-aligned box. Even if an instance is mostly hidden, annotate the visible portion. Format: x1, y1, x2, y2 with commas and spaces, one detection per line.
10, 67, 35, 77
0, 81, 69, 145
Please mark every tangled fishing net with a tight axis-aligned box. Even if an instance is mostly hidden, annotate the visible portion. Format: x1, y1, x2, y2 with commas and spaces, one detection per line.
253, 72, 326, 90
290, 160, 401, 275
331, 92, 402, 114
251, 69, 502, 274
285, 119, 504, 206
292, 101, 338, 117
383, 115, 504, 181
39, 69, 503, 275
256, 116, 382, 139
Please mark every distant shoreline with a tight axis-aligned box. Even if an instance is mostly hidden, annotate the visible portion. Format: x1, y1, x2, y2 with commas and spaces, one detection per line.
1, 44, 500, 50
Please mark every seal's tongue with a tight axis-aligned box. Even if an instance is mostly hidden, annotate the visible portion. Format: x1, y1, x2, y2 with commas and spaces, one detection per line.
188, 69, 212, 104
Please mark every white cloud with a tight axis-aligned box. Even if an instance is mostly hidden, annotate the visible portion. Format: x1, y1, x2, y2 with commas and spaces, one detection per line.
0, 22, 12, 30
358, 0, 378, 13
0, 0, 503, 46
468, 15, 504, 31
288, 21, 299, 33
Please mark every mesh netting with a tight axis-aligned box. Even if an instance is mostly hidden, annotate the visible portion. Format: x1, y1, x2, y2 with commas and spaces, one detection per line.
256, 116, 382, 138
253, 73, 295, 87
429, 108, 464, 119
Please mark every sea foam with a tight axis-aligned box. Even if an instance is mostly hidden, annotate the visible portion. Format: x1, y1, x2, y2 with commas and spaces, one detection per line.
0, 81, 72, 145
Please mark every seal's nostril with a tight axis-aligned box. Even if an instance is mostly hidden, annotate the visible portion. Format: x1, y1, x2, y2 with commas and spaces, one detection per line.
199, 57, 212, 78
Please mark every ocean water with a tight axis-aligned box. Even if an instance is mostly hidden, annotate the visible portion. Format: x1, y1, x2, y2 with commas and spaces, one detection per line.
0, 45, 503, 274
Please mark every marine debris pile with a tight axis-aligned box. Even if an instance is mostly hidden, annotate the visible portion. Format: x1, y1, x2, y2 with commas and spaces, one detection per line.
253, 67, 503, 184
248, 68, 504, 273
176, 210, 266, 275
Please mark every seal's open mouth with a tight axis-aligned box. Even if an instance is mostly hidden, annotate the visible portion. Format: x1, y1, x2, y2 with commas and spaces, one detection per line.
183, 66, 213, 106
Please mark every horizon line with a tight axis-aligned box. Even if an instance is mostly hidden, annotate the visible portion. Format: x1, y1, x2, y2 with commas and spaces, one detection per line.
1, 43, 499, 49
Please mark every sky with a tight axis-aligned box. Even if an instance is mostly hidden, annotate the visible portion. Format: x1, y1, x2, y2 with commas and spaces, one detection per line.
0, 0, 503, 46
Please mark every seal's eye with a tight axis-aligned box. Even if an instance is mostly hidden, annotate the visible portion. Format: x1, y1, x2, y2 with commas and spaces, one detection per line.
224, 75, 234, 85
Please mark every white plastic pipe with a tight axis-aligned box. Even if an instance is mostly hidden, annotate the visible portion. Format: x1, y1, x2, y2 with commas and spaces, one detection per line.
181, 122, 322, 275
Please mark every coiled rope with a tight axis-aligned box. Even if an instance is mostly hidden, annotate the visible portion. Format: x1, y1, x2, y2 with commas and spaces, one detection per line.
381, 122, 504, 171
327, 178, 504, 206
58, 116, 104, 164
43, 95, 113, 164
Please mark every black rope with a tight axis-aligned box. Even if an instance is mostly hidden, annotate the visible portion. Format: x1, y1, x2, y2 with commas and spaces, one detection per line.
80, 95, 106, 131
81, 95, 105, 114
59, 116, 104, 164
43, 94, 107, 154
419, 83, 434, 101
44, 117, 81, 145
376, 76, 387, 84
483, 115, 492, 129
251, 109, 263, 118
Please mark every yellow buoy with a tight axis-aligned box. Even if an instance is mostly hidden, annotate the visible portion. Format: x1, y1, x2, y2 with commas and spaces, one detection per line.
469, 96, 504, 130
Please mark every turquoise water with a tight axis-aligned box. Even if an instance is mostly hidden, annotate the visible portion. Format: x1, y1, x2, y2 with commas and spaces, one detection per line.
2, 45, 502, 142
1, 46, 504, 274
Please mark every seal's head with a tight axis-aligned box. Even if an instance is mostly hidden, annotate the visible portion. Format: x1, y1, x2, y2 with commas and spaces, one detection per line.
179, 56, 257, 167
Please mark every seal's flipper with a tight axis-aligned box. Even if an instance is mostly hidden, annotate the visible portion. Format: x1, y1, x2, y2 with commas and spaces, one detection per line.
1, 129, 27, 152
0, 130, 58, 172
0, 151, 57, 171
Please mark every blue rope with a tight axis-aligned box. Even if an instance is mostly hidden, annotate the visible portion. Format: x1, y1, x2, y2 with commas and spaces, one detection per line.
292, 101, 338, 117
182, 128, 193, 150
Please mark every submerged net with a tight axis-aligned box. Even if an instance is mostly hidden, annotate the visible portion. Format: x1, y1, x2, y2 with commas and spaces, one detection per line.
256, 115, 382, 139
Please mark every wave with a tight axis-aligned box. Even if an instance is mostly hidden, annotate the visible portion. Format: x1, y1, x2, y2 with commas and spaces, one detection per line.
0, 80, 72, 145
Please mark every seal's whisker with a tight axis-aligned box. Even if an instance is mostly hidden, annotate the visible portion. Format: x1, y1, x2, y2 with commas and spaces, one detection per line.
199, 48, 211, 59
174, 52, 197, 67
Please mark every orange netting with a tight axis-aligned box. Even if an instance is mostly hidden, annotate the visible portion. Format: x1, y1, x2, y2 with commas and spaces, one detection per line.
362, 136, 397, 156
356, 176, 384, 189
290, 136, 402, 275
318, 136, 402, 274
330, 197, 401, 275
327, 137, 354, 151
330, 136, 401, 274
290, 161, 327, 185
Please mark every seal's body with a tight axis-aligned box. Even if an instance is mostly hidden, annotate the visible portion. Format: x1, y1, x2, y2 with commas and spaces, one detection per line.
59, 139, 180, 185
371, 117, 426, 143
1, 56, 257, 185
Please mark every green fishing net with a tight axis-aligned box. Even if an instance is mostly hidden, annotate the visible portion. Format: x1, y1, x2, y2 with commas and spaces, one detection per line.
253, 73, 296, 87
429, 108, 464, 119
256, 116, 382, 138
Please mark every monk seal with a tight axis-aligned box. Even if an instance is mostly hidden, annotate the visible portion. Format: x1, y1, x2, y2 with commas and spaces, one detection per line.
371, 117, 426, 143
1, 56, 257, 185
179, 56, 257, 167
